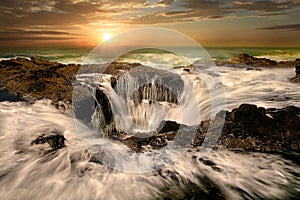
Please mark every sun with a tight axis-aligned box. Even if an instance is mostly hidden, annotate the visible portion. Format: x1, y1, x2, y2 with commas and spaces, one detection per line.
102, 33, 112, 41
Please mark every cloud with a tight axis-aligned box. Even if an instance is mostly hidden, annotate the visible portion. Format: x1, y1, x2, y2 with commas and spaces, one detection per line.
232, 0, 300, 12
0, 0, 299, 46
131, 0, 231, 24
0, 37, 73, 41
0, 29, 76, 41
0, 0, 299, 27
0, 30, 77, 35
258, 23, 300, 31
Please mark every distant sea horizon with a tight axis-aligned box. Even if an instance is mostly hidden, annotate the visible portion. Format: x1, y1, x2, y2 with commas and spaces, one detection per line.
0, 46, 299, 65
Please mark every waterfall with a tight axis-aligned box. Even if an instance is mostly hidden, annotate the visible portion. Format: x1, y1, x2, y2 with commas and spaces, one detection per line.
86, 65, 211, 136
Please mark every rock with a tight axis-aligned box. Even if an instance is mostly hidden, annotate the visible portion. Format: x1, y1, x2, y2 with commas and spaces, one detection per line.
266, 106, 300, 149
225, 53, 300, 68
231, 53, 277, 67
211, 104, 300, 152
0, 84, 23, 101
88, 145, 116, 166
157, 120, 181, 133
31, 129, 66, 150
291, 65, 300, 83
0, 57, 80, 104
121, 133, 169, 152
95, 87, 116, 137
110, 76, 117, 88
296, 63, 300, 74
103, 62, 141, 76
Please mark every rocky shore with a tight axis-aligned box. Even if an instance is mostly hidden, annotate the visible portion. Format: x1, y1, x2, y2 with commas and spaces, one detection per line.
221, 53, 300, 68
0, 57, 80, 103
1, 56, 299, 153
0, 55, 299, 103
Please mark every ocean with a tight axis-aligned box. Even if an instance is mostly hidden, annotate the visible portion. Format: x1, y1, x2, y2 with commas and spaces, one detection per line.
1, 47, 300, 64
0, 46, 300, 199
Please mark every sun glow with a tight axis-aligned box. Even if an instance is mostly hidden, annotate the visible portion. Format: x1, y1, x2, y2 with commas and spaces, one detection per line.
102, 33, 112, 41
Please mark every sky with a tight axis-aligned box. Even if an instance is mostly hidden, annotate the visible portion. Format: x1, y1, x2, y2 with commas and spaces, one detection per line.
0, 0, 299, 47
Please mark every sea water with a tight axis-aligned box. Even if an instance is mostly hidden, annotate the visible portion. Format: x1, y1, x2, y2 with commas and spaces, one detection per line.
0, 46, 299, 199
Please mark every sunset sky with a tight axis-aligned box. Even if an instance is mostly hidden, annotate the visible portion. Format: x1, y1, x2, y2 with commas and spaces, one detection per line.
0, 0, 299, 47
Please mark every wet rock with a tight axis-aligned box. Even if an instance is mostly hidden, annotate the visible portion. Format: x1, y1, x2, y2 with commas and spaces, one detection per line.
291, 65, 300, 83
110, 76, 117, 88
231, 53, 277, 67
31, 130, 66, 150
103, 61, 141, 76
266, 106, 300, 149
192, 128, 206, 146
157, 120, 182, 133
0, 57, 80, 103
212, 104, 300, 152
88, 145, 116, 167
0, 85, 23, 101
121, 132, 169, 152
72, 85, 95, 124
225, 53, 300, 68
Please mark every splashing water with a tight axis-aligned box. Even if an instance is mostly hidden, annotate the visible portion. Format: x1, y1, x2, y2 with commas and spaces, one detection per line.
0, 100, 299, 199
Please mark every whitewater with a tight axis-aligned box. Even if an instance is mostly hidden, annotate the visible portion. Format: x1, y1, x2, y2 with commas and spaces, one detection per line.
0, 64, 299, 199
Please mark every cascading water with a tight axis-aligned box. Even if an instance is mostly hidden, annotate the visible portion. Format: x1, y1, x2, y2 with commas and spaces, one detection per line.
78, 64, 211, 136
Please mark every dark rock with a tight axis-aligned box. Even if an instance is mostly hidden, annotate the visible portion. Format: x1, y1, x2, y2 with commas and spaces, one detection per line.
110, 76, 117, 88
225, 53, 300, 68
296, 65, 300, 75
0, 86, 23, 101
192, 128, 206, 146
0, 57, 80, 103
95, 88, 114, 126
103, 62, 141, 76
121, 131, 171, 152
231, 53, 277, 67
211, 104, 300, 152
291, 65, 300, 83
157, 120, 181, 133
183, 68, 190, 72
72, 85, 95, 124
31, 130, 66, 150
266, 106, 300, 149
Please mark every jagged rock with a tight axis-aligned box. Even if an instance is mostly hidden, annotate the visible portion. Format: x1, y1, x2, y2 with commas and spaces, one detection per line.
121, 133, 169, 152
103, 62, 141, 76
213, 104, 300, 152
291, 65, 300, 83
110, 76, 117, 88
157, 120, 181, 133
231, 53, 277, 67
31, 130, 66, 150
224, 53, 300, 68
266, 106, 300, 149
0, 57, 80, 103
